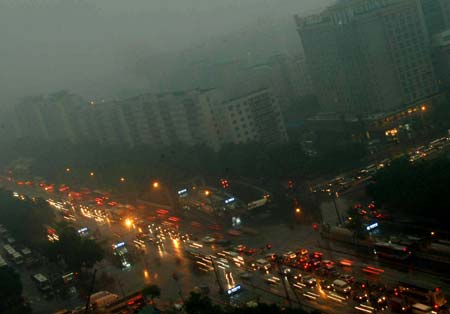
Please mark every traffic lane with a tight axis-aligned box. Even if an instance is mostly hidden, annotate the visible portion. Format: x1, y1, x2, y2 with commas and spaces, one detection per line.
237, 222, 320, 252
231, 218, 450, 293
98, 235, 221, 301
240, 270, 361, 314
315, 239, 450, 292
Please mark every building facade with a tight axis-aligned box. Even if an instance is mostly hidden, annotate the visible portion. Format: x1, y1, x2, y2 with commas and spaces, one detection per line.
296, 0, 440, 114
213, 89, 289, 146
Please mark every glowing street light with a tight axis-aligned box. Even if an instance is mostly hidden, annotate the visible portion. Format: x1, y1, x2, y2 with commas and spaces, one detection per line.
152, 181, 160, 189
295, 207, 301, 214
120, 177, 126, 182
66, 168, 71, 173
124, 218, 133, 228
204, 190, 211, 196
89, 172, 95, 177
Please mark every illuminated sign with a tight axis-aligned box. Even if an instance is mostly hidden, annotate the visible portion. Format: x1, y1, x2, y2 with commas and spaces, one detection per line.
113, 242, 126, 249
366, 222, 379, 231
226, 284, 241, 295
177, 188, 188, 196
225, 197, 235, 204
77, 227, 88, 233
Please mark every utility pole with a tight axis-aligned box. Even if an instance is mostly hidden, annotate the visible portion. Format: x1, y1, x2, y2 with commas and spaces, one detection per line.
330, 192, 343, 225
276, 257, 292, 307
286, 277, 303, 307
83, 269, 97, 314
211, 257, 224, 294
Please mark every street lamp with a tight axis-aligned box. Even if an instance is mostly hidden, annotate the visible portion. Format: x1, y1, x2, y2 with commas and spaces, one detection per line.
204, 190, 211, 196
295, 207, 301, 214
152, 181, 160, 189
124, 218, 133, 228
90, 172, 95, 177
120, 177, 126, 183
66, 168, 71, 173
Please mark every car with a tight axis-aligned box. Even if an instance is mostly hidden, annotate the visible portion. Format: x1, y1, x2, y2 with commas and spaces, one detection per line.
253, 259, 271, 272
310, 251, 323, 260
201, 236, 216, 244
234, 244, 246, 252
340, 274, 355, 284
245, 248, 257, 256
283, 251, 297, 263
215, 239, 231, 246
237, 271, 252, 280
265, 253, 277, 262
353, 291, 369, 302
322, 260, 335, 270
333, 279, 352, 295
303, 260, 320, 272
292, 271, 303, 281
281, 266, 292, 275
263, 275, 281, 285
302, 276, 317, 287
321, 280, 334, 291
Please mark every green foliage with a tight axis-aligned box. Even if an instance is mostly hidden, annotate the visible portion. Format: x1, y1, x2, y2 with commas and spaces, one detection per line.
44, 225, 104, 271
346, 206, 365, 239
3, 140, 366, 187
367, 157, 450, 227
183, 293, 311, 314
142, 284, 161, 300
184, 292, 224, 314
0, 189, 55, 246
0, 267, 32, 314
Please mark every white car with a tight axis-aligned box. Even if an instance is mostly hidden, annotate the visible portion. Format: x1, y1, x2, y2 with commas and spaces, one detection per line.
201, 236, 215, 243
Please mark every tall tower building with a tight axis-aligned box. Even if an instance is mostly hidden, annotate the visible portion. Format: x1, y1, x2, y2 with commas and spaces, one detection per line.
296, 0, 439, 114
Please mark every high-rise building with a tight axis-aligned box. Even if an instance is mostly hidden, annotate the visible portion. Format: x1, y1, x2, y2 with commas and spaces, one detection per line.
420, 0, 450, 37
296, 0, 439, 114
213, 88, 288, 146
7, 87, 287, 150
12, 91, 85, 142
432, 29, 450, 90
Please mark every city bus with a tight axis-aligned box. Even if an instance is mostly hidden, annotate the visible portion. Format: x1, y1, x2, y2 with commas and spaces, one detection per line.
3, 244, 24, 265
0, 254, 7, 268
373, 242, 411, 260
411, 303, 434, 314
31, 273, 52, 295
397, 282, 447, 310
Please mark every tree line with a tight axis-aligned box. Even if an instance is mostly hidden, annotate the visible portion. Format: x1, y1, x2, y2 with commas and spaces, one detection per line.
367, 157, 450, 229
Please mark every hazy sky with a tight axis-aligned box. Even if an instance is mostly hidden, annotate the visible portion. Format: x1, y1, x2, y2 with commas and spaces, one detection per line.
0, 0, 332, 105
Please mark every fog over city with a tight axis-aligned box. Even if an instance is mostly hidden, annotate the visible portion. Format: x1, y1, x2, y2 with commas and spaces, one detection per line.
1, 0, 450, 313
0, 0, 331, 104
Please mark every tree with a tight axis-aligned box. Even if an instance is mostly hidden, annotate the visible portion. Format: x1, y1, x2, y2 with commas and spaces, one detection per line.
0, 267, 32, 314
45, 225, 105, 271
346, 206, 365, 239
367, 157, 450, 228
0, 189, 55, 246
184, 292, 224, 314
142, 284, 161, 302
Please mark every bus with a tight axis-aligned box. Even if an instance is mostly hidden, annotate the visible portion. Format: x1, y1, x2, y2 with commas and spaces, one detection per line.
430, 137, 448, 149
373, 242, 411, 260
3, 244, 23, 265
397, 282, 447, 310
0, 254, 7, 268
32, 273, 52, 294
411, 303, 434, 314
